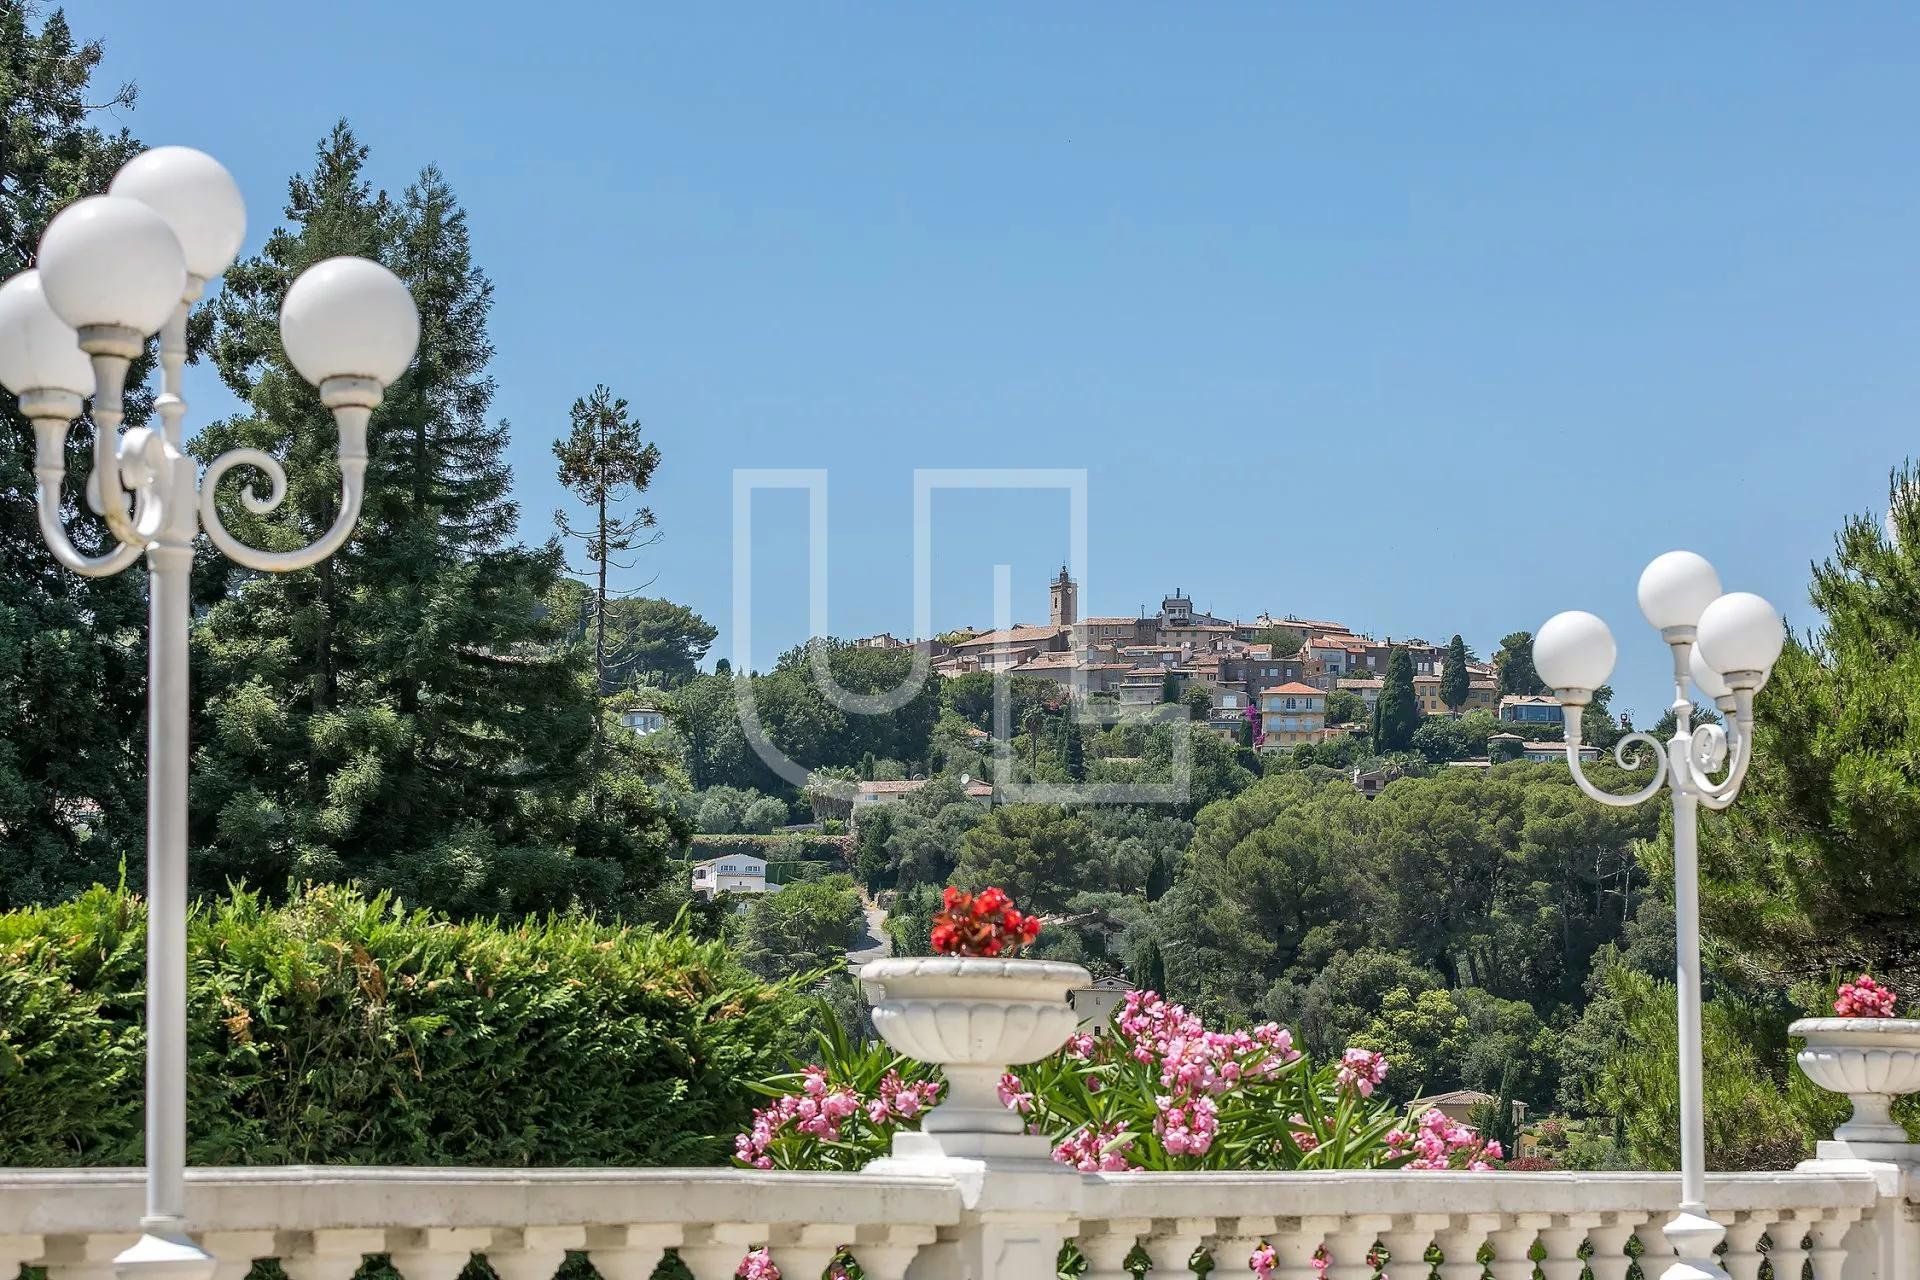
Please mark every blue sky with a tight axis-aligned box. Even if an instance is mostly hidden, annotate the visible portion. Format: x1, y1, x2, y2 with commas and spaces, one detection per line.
69, 4, 1920, 718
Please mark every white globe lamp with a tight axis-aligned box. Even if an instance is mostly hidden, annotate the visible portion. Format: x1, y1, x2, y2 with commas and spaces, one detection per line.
0, 271, 95, 399
109, 146, 247, 283
37, 195, 187, 336
1534, 610, 1616, 699
1637, 551, 1723, 632
278, 257, 419, 388
1696, 592, 1784, 689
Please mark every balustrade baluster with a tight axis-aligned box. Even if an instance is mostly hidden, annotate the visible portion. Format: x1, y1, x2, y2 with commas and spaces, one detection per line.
1141, 1218, 1213, 1279
0, 1233, 45, 1280
1537, 1216, 1602, 1280
1324, 1216, 1393, 1280
1435, 1215, 1503, 1280
768, 1224, 842, 1280
1487, 1218, 1546, 1280
387, 1228, 491, 1280
487, 1226, 585, 1280
1079, 1219, 1152, 1280
1582, 1216, 1642, 1280
1266, 1216, 1341, 1280
1379, 1215, 1447, 1280
1208, 1217, 1281, 1280
1721, 1212, 1776, 1280
1768, 1214, 1811, 1280
278, 1227, 387, 1280
847, 1224, 937, 1280
677, 1225, 768, 1280
583, 1225, 681, 1280
1808, 1211, 1858, 1280
201, 1230, 276, 1280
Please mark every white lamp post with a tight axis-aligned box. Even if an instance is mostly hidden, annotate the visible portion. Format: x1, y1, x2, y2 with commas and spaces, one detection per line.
1536, 551, 1784, 1280
0, 147, 418, 1280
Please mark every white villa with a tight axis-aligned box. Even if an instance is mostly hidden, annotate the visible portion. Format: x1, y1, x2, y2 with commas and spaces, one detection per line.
689, 853, 779, 898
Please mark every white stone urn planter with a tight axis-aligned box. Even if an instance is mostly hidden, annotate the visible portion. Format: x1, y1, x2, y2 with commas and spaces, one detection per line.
1790, 1016, 1920, 1143
860, 956, 1088, 1142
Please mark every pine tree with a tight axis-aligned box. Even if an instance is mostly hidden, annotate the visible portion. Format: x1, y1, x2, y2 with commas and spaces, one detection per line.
1495, 630, 1547, 697
1705, 464, 1920, 991
189, 126, 615, 916
1440, 634, 1470, 716
554, 386, 662, 698
0, 8, 149, 906
1373, 648, 1420, 752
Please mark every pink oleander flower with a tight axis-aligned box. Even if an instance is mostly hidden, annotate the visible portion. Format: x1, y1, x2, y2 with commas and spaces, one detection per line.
1835, 974, 1898, 1018
1336, 1047, 1389, 1098
998, 1072, 1034, 1113
737, 1248, 780, 1280
1066, 1031, 1097, 1059
1404, 1106, 1500, 1170
1252, 1243, 1276, 1279
1052, 1120, 1135, 1171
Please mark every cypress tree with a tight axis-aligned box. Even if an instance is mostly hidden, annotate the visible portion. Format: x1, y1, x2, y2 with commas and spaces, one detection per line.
1440, 634, 1470, 715
190, 126, 608, 916
1058, 714, 1085, 781
0, 10, 149, 906
1373, 647, 1420, 752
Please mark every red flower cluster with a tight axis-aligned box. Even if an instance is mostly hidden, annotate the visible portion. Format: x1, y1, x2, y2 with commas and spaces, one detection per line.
930, 886, 1042, 957
1835, 973, 1898, 1018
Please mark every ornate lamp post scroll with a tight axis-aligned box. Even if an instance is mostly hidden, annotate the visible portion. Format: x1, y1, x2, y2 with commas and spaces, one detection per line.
1535, 551, 1785, 1280
0, 147, 418, 1280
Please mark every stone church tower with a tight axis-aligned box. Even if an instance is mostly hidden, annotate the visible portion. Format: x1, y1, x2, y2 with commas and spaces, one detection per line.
1049, 566, 1078, 627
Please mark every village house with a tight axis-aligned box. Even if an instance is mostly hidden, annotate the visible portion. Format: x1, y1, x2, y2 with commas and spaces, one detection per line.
1500, 694, 1565, 724
690, 853, 778, 898
1413, 673, 1500, 716
1259, 681, 1330, 748
617, 704, 666, 735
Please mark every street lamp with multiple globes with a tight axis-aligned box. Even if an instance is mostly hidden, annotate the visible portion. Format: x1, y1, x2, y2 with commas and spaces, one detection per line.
0, 147, 418, 1280
1535, 551, 1786, 1280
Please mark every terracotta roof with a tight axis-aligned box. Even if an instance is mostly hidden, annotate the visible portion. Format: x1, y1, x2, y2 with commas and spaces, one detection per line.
1262, 681, 1324, 697
1337, 678, 1383, 690
950, 625, 1066, 649
1500, 694, 1559, 706
1413, 1089, 1495, 1107
1081, 616, 1142, 626
1013, 651, 1080, 670
857, 780, 928, 795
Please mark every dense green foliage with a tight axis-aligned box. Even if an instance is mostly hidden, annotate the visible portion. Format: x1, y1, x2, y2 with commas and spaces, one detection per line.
1705, 465, 1920, 992
0, 10, 149, 907
0, 883, 810, 1166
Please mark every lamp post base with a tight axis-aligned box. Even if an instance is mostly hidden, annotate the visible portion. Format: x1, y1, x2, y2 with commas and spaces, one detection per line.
1658, 1210, 1730, 1280
114, 1225, 217, 1280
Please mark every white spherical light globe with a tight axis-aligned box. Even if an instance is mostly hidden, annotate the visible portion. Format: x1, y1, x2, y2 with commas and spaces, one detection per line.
1688, 644, 1731, 701
38, 195, 187, 335
1637, 550, 1723, 631
1696, 592, 1784, 677
279, 257, 419, 387
0, 270, 95, 398
109, 146, 246, 281
1534, 610, 1616, 693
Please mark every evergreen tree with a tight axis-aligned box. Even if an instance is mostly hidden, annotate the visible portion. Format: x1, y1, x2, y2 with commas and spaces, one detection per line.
1705, 465, 1920, 991
1440, 634, 1470, 715
554, 385, 662, 700
1160, 672, 1180, 703
0, 8, 149, 905
1373, 647, 1420, 752
189, 126, 625, 916
1495, 630, 1547, 697
1135, 938, 1169, 994
1058, 714, 1085, 782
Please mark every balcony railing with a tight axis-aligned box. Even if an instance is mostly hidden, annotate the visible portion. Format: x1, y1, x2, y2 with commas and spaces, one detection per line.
0, 1163, 1906, 1280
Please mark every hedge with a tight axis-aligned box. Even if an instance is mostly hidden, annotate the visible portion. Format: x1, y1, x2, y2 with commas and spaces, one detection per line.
0, 882, 813, 1167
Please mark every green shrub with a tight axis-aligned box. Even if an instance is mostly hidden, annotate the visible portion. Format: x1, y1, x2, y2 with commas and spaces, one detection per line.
0, 882, 812, 1166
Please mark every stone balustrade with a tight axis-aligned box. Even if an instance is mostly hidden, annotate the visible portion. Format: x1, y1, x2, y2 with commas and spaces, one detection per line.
1, 1163, 1911, 1280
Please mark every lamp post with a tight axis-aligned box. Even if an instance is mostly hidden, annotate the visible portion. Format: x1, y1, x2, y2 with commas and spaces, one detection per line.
0, 147, 418, 1280
1535, 551, 1785, 1280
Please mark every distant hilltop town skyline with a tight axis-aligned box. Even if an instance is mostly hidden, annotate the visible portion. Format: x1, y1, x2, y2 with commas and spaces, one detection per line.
845, 568, 1550, 750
